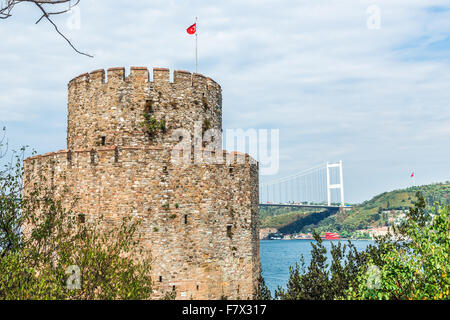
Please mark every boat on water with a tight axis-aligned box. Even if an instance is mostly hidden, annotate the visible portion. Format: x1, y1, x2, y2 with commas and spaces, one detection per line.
321, 232, 340, 240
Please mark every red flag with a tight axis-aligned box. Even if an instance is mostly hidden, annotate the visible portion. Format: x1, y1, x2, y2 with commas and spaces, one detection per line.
410, 172, 414, 178
187, 23, 196, 35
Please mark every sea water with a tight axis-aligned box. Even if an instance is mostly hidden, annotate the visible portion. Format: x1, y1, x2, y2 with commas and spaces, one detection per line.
260, 239, 374, 296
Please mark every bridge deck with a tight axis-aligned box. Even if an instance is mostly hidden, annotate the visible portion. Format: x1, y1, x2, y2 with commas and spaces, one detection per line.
259, 203, 352, 210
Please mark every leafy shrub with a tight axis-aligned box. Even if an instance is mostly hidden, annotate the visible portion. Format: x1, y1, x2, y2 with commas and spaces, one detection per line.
0, 145, 153, 299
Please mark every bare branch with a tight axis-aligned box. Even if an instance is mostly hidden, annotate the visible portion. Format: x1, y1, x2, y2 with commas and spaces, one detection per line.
1, 0, 92, 57
0, 127, 8, 160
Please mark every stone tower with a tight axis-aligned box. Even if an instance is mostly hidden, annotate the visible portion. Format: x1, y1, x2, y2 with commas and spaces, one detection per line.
23, 67, 260, 299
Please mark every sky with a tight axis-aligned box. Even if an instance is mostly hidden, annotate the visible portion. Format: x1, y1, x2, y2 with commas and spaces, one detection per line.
1, 0, 450, 203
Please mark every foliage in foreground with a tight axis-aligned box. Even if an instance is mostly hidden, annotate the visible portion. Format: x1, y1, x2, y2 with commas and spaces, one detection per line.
348, 193, 450, 300
256, 263, 272, 300
274, 192, 449, 300
274, 231, 379, 300
0, 146, 152, 299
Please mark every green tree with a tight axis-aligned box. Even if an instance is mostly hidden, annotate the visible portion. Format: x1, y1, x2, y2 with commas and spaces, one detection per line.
0, 143, 153, 299
275, 231, 371, 300
348, 192, 450, 300
255, 264, 272, 300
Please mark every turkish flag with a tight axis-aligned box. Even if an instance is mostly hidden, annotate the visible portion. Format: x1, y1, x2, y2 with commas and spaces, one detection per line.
411, 172, 414, 178
187, 23, 196, 35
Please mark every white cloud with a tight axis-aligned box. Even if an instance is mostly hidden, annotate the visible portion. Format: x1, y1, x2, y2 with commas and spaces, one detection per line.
1, 0, 450, 202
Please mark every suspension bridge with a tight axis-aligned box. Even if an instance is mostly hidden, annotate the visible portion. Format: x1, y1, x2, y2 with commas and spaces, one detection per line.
259, 161, 351, 211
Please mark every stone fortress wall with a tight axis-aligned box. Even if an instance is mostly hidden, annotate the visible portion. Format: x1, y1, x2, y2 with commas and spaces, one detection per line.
23, 67, 260, 299
67, 67, 222, 150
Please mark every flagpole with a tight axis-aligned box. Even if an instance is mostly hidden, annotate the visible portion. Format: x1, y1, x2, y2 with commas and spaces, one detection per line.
195, 16, 198, 73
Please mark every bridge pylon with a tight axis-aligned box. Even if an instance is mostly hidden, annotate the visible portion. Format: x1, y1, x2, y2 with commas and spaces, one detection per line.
326, 160, 345, 207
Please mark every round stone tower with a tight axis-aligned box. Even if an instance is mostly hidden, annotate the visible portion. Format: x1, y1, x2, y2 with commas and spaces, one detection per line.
24, 67, 260, 300
67, 67, 222, 149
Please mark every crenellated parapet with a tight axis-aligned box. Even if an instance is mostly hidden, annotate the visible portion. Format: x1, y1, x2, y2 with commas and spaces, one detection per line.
68, 67, 221, 91
24, 147, 256, 168
67, 67, 222, 150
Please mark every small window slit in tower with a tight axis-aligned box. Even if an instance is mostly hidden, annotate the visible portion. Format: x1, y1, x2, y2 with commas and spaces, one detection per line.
227, 225, 232, 238
101, 136, 106, 146
145, 100, 153, 113
159, 276, 162, 282
90, 149, 95, 164
78, 214, 85, 224
184, 215, 188, 224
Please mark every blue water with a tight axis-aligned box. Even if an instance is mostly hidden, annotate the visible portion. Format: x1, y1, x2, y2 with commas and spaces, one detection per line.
260, 239, 374, 296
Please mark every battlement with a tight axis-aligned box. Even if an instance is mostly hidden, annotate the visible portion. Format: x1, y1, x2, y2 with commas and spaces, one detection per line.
24, 147, 256, 168
68, 67, 221, 91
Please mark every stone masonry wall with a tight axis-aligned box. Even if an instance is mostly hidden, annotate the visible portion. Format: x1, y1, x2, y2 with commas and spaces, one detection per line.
23, 67, 259, 300
24, 148, 259, 299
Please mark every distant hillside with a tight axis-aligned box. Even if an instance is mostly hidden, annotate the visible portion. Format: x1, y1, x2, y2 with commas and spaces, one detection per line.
333, 183, 450, 232
260, 206, 332, 232
260, 182, 450, 235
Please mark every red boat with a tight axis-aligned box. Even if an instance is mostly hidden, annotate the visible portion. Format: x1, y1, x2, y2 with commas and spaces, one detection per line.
322, 232, 340, 240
